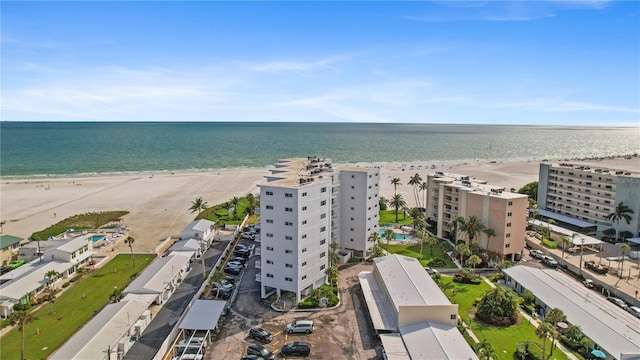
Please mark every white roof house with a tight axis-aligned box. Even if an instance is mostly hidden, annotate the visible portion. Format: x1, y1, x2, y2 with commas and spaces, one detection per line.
124, 253, 191, 304
181, 220, 215, 244
51, 297, 154, 360
503, 265, 640, 359
359, 254, 477, 360
0, 261, 70, 302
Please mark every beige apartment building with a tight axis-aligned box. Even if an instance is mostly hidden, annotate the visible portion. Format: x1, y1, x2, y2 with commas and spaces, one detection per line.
426, 172, 528, 260
537, 162, 640, 238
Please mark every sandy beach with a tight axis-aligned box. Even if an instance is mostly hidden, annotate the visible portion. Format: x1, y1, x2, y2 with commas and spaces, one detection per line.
1, 157, 638, 252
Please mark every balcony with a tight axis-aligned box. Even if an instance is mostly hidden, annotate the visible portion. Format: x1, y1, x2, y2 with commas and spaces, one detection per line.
255, 260, 261, 269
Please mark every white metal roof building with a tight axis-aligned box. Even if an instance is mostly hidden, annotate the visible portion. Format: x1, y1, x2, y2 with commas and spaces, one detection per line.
124, 253, 191, 304
51, 296, 154, 360
502, 265, 640, 359
359, 254, 477, 360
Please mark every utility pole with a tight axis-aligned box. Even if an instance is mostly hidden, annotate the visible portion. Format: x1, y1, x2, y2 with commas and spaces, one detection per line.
579, 237, 585, 275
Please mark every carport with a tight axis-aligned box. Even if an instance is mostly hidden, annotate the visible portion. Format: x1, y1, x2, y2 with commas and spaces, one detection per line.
174, 300, 227, 358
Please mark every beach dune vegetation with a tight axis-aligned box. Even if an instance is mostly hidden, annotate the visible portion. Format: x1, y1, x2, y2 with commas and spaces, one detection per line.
30, 210, 129, 240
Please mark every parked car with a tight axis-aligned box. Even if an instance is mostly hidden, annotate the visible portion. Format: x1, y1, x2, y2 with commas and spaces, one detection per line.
628, 306, 640, 319
280, 341, 311, 356
210, 287, 231, 299
223, 266, 241, 275
8, 259, 25, 269
224, 275, 237, 284
608, 296, 629, 310
177, 337, 207, 347
0, 266, 10, 275
234, 249, 251, 258
582, 279, 594, 289
424, 267, 438, 275
249, 327, 273, 343
285, 320, 314, 334
212, 280, 233, 291
231, 256, 246, 265
227, 260, 245, 269
529, 250, 544, 260
241, 355, 265, 360
241, 233, 255, 240
246, 343, 275, 360
541, 256, 558, 268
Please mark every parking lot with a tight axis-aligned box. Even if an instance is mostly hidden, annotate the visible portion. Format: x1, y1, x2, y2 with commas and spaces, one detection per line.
204, 258, 381, 360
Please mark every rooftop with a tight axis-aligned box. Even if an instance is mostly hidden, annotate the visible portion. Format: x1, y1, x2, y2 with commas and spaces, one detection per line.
183, 219, 215, 233
124, 253, 190, 294
261, 157, 335, 187
430, 172, 527, 200
503, 265, 640, 357
548, 162, 639, 177
0, 235, 23, 249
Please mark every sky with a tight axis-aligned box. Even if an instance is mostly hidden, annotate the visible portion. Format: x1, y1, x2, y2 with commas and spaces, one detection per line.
1, 1, 639, 125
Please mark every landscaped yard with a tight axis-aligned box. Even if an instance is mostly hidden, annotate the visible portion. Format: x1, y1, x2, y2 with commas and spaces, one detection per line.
439, 277, 569, 360
387, 241, 456, 268
196, 196, 255, 225
0, 254, 155, 360
31, 210, 129, 241
378, 210, 412, 225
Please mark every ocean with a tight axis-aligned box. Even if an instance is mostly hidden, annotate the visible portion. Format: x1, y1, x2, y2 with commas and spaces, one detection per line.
1, 122, 638, 177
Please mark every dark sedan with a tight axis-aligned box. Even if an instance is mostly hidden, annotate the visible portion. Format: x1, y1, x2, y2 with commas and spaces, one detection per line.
280, 342, 311, 357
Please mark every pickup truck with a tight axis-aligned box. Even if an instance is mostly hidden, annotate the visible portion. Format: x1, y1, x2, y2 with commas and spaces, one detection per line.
584, 260, 608, 275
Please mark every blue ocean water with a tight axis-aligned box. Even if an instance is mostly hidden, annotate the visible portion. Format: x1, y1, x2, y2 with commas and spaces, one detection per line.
1, 122, 638, 177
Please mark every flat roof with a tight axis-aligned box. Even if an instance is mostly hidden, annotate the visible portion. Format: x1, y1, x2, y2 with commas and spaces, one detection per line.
0, 261, 71, 301
183, 219, 215, 233
529, 220, 602, 246
503, 265, 640, 357
532, 209, 597, 228
358, 271, 397, 331
169, 238, 201, 252
374, 254, 450, 311
179, 300, 226, 330
57, 234, 91, 253
51, 299, 151, 360
379, 334, 410, 360
125, 253, 189, 294
400, 321, 478, 360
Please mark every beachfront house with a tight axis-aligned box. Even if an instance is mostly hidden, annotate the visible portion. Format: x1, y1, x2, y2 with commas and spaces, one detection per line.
181, 219, 216, 249
359, 254, 478, 360
258, 157, 380, 303
123, 253, 191, 305
0, 235, 23, 267
426, 172, 528, 261
537, 162, 640, 238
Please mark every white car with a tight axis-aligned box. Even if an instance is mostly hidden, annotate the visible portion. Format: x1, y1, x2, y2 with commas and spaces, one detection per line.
529, 250, 544, 259
241, 233, 255, 240
212, 280, 234, 291
628, 306, 640, 319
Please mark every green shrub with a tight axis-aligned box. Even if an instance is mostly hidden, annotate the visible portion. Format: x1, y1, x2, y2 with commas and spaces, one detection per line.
542, 238, 558, 248
297, 301, 316, 309
428, 257, 446, 267
62, 282, 70, 288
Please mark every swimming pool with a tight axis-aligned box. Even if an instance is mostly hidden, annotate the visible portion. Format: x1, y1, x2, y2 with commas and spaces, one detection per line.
377, 229, 410, 240
91, 235, 106, 243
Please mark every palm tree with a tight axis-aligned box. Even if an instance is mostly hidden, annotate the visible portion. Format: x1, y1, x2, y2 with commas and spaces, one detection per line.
389, 194, 406, 223
419, 181, 428, 211
409, 207, 424, 230
426, 236, 440, 256
390, 178, 401, 197
484, 227, 496, 252
447, 215, 462, 242
324, 265, 339, 286
379, 196, 388, 210
606, 202, 634, 243
210, 270, 226, 299
560, 236, 570, 259
45, 270, 61, 289
189, 197, 208, 214
461, 216, 487, 246
109, 287, 123, 302
222, 201, 232, 215
124, 236, 136, 267
544, 308, 566, 354
246, 193, 256, 215
0, 220, 6, 233
532, 208, 541, 231
546, 219, 555, 240
329, 240, 340, 267
9, 310, 34, 360
477, 338, 495, 360
408, 173, 423, 209
579, 337, 594, 355
468, 254, 482, 276
454, 243, 471, 266
231, 196, 240, 215
368, 231, 380, 258
619, 243, 631, 278
536, 322, 554, 360
383, 229, 395, 251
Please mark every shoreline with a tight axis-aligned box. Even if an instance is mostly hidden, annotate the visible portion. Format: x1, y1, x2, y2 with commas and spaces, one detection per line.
2, 156, 638, 253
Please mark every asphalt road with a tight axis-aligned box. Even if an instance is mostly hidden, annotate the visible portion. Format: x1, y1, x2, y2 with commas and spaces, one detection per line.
124, 241, 228, 360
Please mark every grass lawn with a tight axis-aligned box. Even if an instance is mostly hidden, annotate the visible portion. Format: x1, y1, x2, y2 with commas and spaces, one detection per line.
440, 277, 569, 360
0, 254, 155, 360
196, 196, 254, 225
31, 210, 130, 241
386, 241, 456, 268
378, 210, 412, 225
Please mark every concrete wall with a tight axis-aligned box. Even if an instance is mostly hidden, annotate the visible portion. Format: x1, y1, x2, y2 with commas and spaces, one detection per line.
397, 304, 459, 327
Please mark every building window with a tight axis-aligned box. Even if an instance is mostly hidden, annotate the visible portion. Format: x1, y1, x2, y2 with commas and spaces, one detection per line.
320, 239, 326, 245
285, 249, 293, 254
505, 243, 510, 248
321, 200, 327, 206
351, 186, 355, 189
266, 191, 274, 196
302, 192, 307, 197
350, 217, 354, 221
266, 260, 274, 264
451, 314, 457, 320
350, 228, 354, 231
266, 219, 274, 224
507, 212, 513, 217
285, 263, 293, 268
285, 236, 293, 240
302, 275, 307, 280
321, 187, 327, 193
302, 220, 307, 225
320, 264, 326, 270
350, 196, 355, 200
320, 252, 326, 258
267, 246, 274, 251
285, 221, 293, 226
351, 175, 355, 178
506, 222, 511, 227
350, 207, 355, 210
302, 261, 307, 267
320, 213, 326, 219
285, 193, 293, 198
302, 234, 307, 239
508, 201, 513, 206
266, 273, 274, 278
302, 206, 307, 211
285, 207, 293, 212
285, 277, 293, 282
320, 226, 326, 232
266, 233, 273, 238
266, 205, 274, 210
302, 248, 307, 253
506, 233, 511, 238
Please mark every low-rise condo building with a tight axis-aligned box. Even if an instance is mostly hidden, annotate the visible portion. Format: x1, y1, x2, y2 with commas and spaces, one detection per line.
537, 162, 640, 237
426, 172, 528, 260
259, 157, 379, 302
